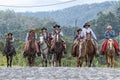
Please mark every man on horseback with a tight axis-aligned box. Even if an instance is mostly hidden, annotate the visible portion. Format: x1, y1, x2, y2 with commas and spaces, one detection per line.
72, 28, 83, 57
23, 28, 39, 57
41, 27, 48, 40
40, 27, 50, 46
101, 25, 119, 55
4, 33, 16, 56
51, 24, 66, 55
81, 23, 99, 55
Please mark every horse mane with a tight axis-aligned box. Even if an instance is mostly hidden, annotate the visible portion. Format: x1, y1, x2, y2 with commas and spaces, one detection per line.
106, 39, 115, 51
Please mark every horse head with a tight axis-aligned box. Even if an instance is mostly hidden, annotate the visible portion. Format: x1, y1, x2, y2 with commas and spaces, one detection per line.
55, 33, 61, 43
39, 34, 44, 45
107, 39, 114, 50
86, 32, 92, 40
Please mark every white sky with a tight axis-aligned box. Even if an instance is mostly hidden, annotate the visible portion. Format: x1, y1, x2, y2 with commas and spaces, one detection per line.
0, 0, 118, 12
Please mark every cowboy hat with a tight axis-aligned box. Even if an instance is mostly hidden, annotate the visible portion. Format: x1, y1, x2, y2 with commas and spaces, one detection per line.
8, 33, 13, 36
53, 24, 60, 28
107, 25, 112, 29
41, 27, 47, 30
83, 23, 90, 28
77, 28, 82, 32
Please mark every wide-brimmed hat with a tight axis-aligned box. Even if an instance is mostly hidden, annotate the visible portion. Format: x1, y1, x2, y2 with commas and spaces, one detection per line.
41, 27, 47, 30
29, 28, 35, 31
53, 24, 60, 28
107, 25, 112, 29
77, 28, 82, 32
7, 33, 13, 36
83, 23, 90, 28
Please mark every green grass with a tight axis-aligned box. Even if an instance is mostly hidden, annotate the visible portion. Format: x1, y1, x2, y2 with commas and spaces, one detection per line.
0, 51, 120, 67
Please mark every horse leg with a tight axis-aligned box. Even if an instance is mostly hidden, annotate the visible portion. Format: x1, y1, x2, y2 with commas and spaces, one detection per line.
31, 55, 35, 66
89, 57, 93, 67
85, 55, 88, 67
77, 58, 79, 67
6, 56, 9, 67
79, 58, 83, 67
59, 58, 61, 67
111, 55, 114, 68
45, 59, 47, 67
106, 54, 110, 67
28, 56, 31, 67
10, 56, 13, 67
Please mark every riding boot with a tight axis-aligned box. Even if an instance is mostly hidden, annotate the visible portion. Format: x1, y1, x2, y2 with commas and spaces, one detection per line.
101, 51, 105, 55
23, 51, 28, 58
63, 43, 67, 54
92, 40, 99, 56
116, 49, 119, 56
37, 51, 41, 56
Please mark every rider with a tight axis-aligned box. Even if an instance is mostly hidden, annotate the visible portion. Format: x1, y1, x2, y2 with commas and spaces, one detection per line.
72, 28, 83, 57
40, 27, 50, 47
74, 28, 83, 43
81, 23, 99, 55
41, 27, 48, 41
101, 25, 119, 55
51, 24, 66, 54
24, 28, 39, 56
5, 33, 16, 55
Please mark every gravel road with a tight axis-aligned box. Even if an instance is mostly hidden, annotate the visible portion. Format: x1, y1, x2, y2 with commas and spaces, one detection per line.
0, 67, 120, 80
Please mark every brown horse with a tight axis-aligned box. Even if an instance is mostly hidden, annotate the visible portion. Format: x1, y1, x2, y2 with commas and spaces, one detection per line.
52, 33, 64, 67
80, 32, 96, 67
76, 38, 84, 67
47, 33, 54, 66
3, 38, 16, 67
105, 39, 115, 67
27, 39, 36, 66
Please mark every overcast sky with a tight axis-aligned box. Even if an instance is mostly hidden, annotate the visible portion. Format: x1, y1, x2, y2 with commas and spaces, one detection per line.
0, 0, 118, 12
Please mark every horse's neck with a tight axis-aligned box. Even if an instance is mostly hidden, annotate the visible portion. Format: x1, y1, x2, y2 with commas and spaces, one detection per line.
107, 41, 114, 50
55, 42, 62, 48
40, 41, 47, 49
85, 40, 95, 50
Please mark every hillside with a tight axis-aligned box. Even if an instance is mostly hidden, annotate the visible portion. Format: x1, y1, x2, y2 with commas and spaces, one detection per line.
21, 1, 113, 26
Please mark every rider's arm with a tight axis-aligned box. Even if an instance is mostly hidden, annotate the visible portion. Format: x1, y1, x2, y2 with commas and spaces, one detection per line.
25, 33, 29, 42
35, 33, 37, 39
10, 37, 14, 42
109, 30, 115, 37
60, 31, 63, 37
80, 29, 84, 38
104, 31, 109, 39
90, 28, 97, 40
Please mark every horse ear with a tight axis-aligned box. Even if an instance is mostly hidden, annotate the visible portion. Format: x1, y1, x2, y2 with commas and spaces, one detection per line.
86, 32, 88, 34
90, 31, 91, 34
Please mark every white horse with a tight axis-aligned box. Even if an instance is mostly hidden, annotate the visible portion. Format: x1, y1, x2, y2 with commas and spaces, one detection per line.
39, 34, 49, 67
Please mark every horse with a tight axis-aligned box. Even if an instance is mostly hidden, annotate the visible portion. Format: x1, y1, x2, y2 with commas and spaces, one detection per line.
105, 39, 115, 67
52, 33, 64, 67
80, 32, 96, 67
26, 39, 36, 66
75, 38, 84, 67
39, 34, 49, 67
3, 38, 16, 67
47, 33, 55, 66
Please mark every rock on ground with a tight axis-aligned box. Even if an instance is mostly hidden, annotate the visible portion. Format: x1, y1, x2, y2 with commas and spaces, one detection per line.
0, 67, 120, 80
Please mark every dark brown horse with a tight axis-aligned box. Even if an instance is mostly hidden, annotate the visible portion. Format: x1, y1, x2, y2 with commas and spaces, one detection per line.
3, 38, 16, 67
47, 33, 55, 66
105, 39, 115, 67
79, 32, 96, 67
27, 39, 36, 66
52, 33, 64, 67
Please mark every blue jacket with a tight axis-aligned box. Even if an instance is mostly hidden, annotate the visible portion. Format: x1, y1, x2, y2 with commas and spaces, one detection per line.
104, 30, 115, 39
